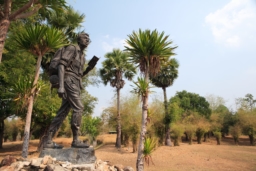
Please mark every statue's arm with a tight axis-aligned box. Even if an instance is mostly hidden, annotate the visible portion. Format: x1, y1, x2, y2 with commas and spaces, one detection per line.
57, 64, 65, 97
57, 45, 76, 98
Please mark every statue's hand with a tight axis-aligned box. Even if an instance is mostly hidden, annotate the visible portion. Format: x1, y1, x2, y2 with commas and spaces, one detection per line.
58, 87, 66, 99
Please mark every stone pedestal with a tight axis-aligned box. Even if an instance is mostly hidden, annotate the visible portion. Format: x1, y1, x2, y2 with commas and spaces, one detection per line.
39, 147, 96, 164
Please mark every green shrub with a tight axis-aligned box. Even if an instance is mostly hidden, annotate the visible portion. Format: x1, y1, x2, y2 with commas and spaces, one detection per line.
143, 137, 157, 166
229, 124, 242, 145
213, 131, 222, 145
171, 124, 184, 146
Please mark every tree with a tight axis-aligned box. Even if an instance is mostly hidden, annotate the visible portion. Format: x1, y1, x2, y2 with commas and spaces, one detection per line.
150, 58, 179, 146
0, 37, 35, 148
0, 0, 67, 63
125, 29, 176, 171
81, 116, 102, 144
99, 49, 136, 148
236, 94, 256, 112
101, 94, 141, 152
14, 24, 68, 158
205, 94, 226, 112
169, 90, 212, 119
46, 6, 84, 43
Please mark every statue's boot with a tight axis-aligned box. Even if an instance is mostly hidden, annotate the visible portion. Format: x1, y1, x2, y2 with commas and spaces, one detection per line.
71, 112, 89, 148
71, 139, 89, 148
44, 132, 63, 149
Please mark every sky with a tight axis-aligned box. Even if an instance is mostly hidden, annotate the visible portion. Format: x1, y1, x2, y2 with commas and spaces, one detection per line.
66, 0, 256, 116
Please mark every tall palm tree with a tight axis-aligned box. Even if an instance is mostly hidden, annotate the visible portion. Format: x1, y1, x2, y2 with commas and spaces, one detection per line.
125, 29, 176, 171
99, 49, 136, 148
150, 58, 179, 146
14, 24, 68, 158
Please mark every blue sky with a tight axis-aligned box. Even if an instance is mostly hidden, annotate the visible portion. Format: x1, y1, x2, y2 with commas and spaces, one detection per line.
67, 0, 256, 116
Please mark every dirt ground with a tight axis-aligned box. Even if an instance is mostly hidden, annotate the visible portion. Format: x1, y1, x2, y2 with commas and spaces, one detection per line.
1, 135, 256, 171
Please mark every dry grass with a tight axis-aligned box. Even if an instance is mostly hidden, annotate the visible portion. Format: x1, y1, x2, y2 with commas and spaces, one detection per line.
1, 135, 256, 171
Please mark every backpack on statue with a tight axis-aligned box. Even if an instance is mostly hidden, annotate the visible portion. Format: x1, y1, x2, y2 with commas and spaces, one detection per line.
48, 45, 76, 89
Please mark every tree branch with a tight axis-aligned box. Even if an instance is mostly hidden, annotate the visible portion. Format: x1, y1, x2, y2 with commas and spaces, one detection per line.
4, 0, 11, 18
0, 6, 4, 18
9, 0, 36, 20
14, 4, 42, 20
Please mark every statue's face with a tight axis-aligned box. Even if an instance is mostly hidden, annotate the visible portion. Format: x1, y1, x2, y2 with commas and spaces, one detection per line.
78, 34, 90, 47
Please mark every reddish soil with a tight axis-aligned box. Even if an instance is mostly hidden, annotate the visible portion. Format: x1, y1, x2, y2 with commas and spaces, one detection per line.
1, 135, 256, 171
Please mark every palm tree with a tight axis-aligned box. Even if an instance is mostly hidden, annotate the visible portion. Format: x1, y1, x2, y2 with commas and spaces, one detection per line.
150, 58, 179, 146
125, 29, 176, 171
99, 49, 136, 148
14, 24, 68, 158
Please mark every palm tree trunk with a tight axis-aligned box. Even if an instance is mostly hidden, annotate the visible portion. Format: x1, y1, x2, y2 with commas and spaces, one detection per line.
22, 54, 42, 158
136, 72, 149, 171
116, 88, 122, 148
163, 87, 172, 146
0, 19, 10, 63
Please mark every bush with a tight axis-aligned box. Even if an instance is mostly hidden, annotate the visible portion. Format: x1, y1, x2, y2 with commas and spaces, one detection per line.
184, 124, 196, 145
229, 124, 242, 145
171, 124, 184, 146
213, 131, 222, 145
143, 137, 157, 166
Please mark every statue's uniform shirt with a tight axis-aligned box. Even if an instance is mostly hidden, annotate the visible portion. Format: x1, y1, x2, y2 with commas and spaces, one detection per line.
47, 45, 85, 135
59, 45, 85, 89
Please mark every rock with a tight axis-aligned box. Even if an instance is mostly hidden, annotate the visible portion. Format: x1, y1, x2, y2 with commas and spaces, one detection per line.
114, 164, 124, 171
43, 165, 54, 171
0, 155, 134, 171
31, 158, 43, 167
123, 166, 134, 171
109, 165, 117, 171
71, 164, 94, 171
0, 165, 15, 171
39, 147, 96, 164
42, 155, 54, 165
0, 155, 17, 167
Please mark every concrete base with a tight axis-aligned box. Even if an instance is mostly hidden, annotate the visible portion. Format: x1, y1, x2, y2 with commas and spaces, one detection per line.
39, 147, 96, 164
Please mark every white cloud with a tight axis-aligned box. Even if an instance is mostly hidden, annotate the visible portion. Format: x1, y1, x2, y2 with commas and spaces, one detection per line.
205, 0, 256, 47
101, 36, 126, 52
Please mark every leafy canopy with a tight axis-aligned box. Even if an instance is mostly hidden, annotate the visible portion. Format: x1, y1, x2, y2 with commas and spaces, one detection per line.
125, 29, 177, 77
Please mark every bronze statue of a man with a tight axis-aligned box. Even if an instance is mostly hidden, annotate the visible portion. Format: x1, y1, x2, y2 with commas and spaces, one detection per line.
45, 33, 96, 148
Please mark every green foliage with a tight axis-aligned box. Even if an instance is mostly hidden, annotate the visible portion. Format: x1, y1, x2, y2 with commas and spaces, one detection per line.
195, 117, 210, 144
213, 131, 222, 145
236, 110, 256, 145
229, 124, 242, 145
80, 90, 98, 116
100, 49, 136, 88
3, 118, 24, 141
125, 29, 177, 77
184, 124, 197, 145
81, 116, 102, 142
14, 24, 69, 56
171, 123, 184, 146
169, 90, 212, 119
236, 94, 256, 112
150, 58, 179, 88
143, 137, 157, 166
129, 123, 140, 152
46, 6, 84, 43
131, 77, 154, 100
167, 102, 182, 124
